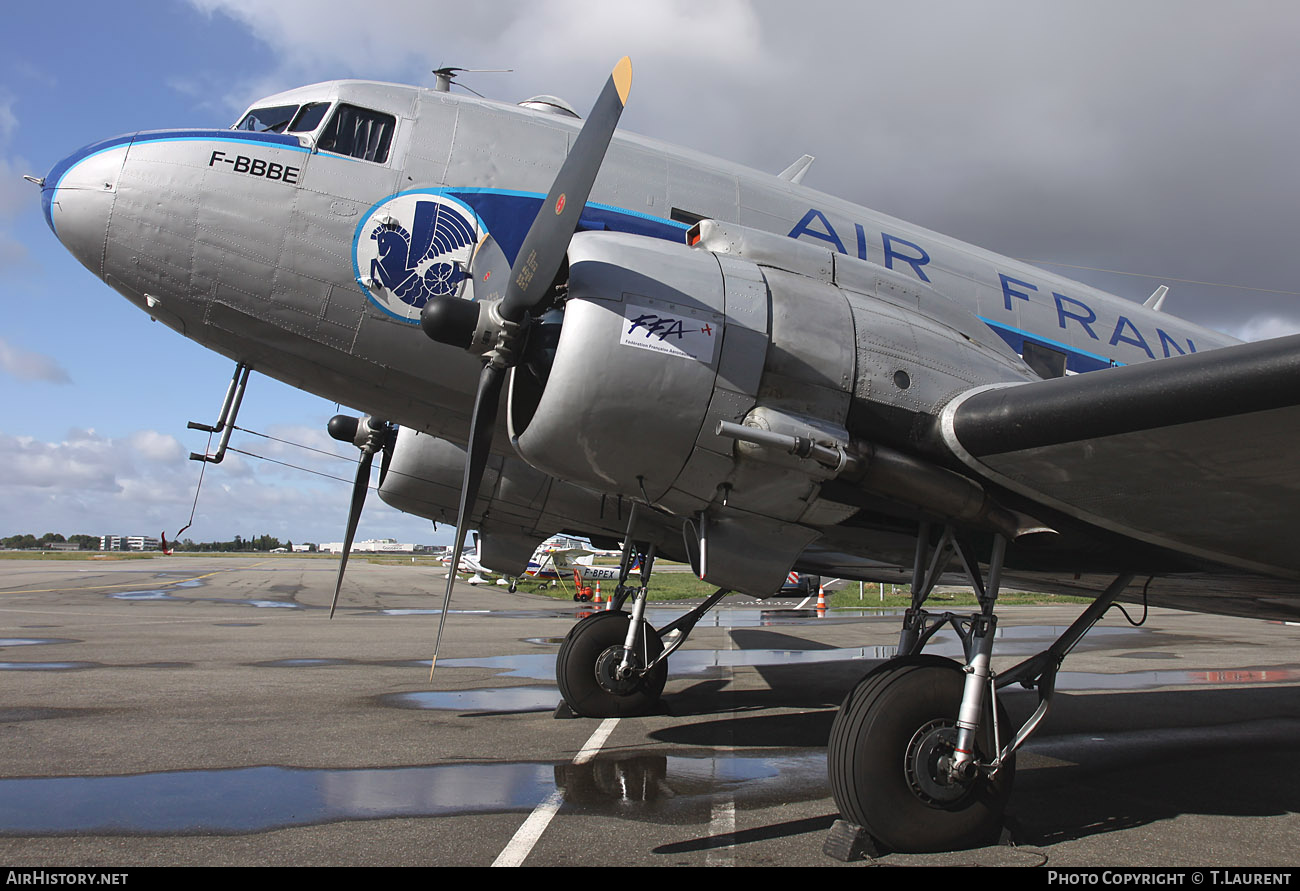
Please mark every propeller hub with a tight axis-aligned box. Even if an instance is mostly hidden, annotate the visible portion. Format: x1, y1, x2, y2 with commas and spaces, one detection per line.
327, 414, 360, 444
421, 294, 481, 349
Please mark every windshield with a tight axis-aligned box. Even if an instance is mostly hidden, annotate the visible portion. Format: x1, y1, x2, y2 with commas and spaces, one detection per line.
234, 104, 298, 133
289, 102, 331, 133
234, 101, 333, 135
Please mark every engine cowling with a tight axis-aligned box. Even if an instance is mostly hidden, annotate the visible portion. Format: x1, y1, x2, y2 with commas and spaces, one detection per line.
502, 222, 1041, 595
508, 231, 757, 515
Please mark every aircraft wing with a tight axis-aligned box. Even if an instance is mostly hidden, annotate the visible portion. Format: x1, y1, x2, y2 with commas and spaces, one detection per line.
549, 548, 594, 569
939, 332, 1300, 580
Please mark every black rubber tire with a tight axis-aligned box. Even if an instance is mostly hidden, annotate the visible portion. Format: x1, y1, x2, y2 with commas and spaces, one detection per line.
556, 611, 666, 717
827, 655, 1015, 853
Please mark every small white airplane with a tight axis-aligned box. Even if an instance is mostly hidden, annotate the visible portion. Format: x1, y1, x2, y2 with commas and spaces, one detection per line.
446, 534, 606, 591
36, 56, 1300, 856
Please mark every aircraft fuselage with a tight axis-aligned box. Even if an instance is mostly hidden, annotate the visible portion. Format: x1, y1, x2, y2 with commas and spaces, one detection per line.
42, 78, 1233, 445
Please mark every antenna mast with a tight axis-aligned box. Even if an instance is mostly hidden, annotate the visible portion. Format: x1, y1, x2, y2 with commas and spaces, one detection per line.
432, 67, 513, 95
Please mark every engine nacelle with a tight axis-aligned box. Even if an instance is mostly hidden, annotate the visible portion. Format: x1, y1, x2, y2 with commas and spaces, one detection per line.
503, 223, 1041, 595
508, 231, 758, 516
376, 427, 628, 575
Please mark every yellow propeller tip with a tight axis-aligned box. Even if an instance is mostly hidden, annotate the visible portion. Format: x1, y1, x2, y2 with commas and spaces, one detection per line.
613, 57, 632, 105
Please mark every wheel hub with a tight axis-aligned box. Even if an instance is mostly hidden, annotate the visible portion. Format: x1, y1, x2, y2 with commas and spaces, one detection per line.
594, 645, 642, 695
905, 719, 972, 805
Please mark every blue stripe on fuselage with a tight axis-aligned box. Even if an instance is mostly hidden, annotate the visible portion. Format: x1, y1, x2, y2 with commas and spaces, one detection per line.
979, 317, 1122, 373
447, 189, 1115, 374
45, 129, 1119, 379
446, 188, 689, 265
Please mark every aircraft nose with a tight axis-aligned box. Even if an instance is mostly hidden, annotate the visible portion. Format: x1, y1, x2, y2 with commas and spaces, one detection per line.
42, 135, 132, 278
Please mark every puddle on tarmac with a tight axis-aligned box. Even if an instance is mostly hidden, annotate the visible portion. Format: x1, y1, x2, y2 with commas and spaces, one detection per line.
0, 639, 75, 648
0, 750, 823, 835
111, 591, 181, 601
426, 622, 1294, 693
379, 609, 490, 616
0, 662, 94, 671
109, 579, 203, 601
108, 591, 303, 609
376, 609, 579, 620
259, 659, 349, 668
642, 608, 861, 628
388, 687, 560, 712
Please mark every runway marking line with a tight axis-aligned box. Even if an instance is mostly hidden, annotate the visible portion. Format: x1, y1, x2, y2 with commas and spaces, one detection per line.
492, 717, 619, 867
707, 796, 737, 866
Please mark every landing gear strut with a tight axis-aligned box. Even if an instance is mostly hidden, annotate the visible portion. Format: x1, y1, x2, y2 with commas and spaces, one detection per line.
829, 525, 1015, 853
826, 521, 1136, 856
829, 654, 1014, 852
555, 503, 731, 718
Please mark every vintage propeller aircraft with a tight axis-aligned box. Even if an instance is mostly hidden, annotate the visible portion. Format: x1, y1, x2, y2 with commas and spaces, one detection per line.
37, 56, 1300, 855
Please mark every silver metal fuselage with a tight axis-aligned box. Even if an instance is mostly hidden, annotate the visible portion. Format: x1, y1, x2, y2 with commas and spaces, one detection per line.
42, 78, 1233, 448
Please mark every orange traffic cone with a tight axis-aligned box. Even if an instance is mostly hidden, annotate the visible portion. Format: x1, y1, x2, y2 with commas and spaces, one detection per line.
817, 583, 827, 616
592, 582, 602, 603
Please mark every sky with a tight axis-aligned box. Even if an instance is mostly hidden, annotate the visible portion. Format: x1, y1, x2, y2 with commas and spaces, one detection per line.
3, 1, 1299, 546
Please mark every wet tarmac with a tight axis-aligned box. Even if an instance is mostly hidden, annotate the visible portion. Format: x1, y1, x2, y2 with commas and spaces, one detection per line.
0, 555, 1298, 867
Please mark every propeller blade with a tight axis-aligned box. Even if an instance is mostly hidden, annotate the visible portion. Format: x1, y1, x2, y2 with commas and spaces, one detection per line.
330, 447, 374, 619
377, 430, 395, 488
428, 58, 633, 681
499, 56, 631, 321
430, 363, 506, 680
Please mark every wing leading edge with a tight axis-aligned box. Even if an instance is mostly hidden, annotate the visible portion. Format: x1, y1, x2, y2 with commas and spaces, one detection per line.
939, 333, 1300, 579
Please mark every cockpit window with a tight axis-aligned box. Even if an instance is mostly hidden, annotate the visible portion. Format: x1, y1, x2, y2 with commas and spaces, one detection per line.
234, 104, 299, 133
289, 102, 331, 133
317, 104, 396, 164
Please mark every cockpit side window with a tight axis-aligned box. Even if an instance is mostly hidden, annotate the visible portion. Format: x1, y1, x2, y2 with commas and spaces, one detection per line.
289, 102, 331, 134
317, 104, 397, 164
234, 104, 299, 133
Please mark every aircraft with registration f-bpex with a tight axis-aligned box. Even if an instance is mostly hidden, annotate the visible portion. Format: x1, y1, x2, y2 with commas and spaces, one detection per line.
442, 534, 609, 592
35, 56, 1300, 856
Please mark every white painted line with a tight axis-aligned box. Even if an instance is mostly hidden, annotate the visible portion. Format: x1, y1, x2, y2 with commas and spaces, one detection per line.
705, 620, 737, 866
706, 797, 736, 866
492, 717, 619, 867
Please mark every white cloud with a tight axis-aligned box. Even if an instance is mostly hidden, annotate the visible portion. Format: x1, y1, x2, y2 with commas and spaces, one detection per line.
1228, 315, 1300, 343
0, 94, 15, 144
183, 0, 765, 120
126, 430, 187, 462
0, 337, 71, 384
0, 424, 438, 545
0, 94, 36, 270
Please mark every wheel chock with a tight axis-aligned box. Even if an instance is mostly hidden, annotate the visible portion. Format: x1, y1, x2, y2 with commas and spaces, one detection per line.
822, 819, 881, 862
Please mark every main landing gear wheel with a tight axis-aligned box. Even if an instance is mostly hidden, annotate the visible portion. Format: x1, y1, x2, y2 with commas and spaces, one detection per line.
828, 655, 1015, 853
556, 610, 666, 717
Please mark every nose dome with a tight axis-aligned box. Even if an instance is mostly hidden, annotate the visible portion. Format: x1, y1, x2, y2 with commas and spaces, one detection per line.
43, 135, 132, 278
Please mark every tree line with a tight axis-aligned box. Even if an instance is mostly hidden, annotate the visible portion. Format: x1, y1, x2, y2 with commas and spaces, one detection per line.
2, 532, 312, 552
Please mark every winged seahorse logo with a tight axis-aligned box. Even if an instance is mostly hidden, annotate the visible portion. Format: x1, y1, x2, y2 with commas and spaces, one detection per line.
367, 198, 478, 310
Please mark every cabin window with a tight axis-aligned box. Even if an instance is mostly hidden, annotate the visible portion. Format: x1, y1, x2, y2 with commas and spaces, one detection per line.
1022, 341, 1067, 379
317, 104, 397, 164
289, 102, 331, 133
234, 104, 299, 133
